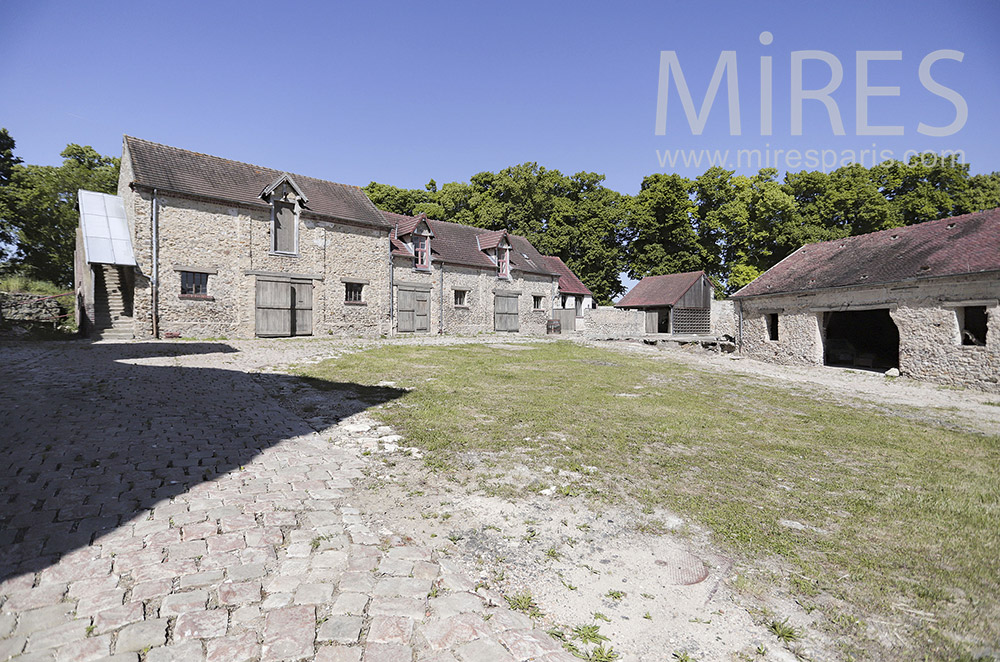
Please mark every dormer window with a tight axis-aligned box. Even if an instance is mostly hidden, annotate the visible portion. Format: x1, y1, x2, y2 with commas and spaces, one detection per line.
498, 247, 510, 279
413, 235, 430, 270
260, 173, 308, 257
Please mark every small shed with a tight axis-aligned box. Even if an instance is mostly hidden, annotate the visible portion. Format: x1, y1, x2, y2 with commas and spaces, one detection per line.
616, 270, 713, 334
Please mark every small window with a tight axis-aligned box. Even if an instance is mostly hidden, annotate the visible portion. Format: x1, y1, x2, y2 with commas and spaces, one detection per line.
959, 306, 987, 346
413, 235, 430, 270
561, 295, 568, 308
272, 200, 296, 254
345, 282, 363, 303
497, 247, 510, 279
454, 290, 468, 307
180, 271, 209, 296
533, 295, 544, 310
766, 313, 779, 341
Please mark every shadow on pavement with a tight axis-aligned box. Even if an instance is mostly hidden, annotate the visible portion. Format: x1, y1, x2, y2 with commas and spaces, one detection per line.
0, 341, 404, 583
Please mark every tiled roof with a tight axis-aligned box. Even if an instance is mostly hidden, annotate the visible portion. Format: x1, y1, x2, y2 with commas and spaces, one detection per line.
615, 271, 705, 308
733, 208, 1000, 298
380, 211, 557, 276
540, 256, 593, 296
477, 230, 508, 250
123, 136, 390, 229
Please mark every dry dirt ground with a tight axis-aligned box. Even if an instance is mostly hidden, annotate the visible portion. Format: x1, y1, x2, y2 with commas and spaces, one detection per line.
267, 336, 1000, 662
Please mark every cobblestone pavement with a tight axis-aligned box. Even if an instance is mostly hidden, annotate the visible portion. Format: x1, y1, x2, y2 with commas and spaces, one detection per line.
0, 339, 573, 662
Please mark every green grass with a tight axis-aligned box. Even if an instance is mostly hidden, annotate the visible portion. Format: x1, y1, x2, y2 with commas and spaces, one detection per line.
0, 272, 68, 296
301, 341, 1000, 660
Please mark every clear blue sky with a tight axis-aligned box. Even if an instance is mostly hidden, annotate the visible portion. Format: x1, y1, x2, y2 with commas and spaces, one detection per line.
2, 0, 998, 195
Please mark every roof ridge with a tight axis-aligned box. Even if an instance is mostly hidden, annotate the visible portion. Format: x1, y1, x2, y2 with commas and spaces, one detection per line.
125, 135, 363, 192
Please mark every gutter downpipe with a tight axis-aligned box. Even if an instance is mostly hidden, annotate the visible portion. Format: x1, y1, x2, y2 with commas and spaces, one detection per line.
438, 262, 445, 334
151, 189, 160, 339
389, 252, 394, 337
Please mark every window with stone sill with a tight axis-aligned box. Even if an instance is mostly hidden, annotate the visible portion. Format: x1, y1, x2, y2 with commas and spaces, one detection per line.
345, 282, 364, 303
413, 235, 430, 270
532, 295, 544, 310
180, 271, 209, 297
497, 247, 510, 279
454, 290, 468, 307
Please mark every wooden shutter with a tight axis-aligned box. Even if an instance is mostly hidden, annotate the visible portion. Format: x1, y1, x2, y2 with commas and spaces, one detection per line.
398, 289, 416, 332
256, 278, 292, 336
274, 202, 295, 253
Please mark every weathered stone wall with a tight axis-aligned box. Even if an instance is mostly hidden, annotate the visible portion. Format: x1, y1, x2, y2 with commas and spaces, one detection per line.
391, 259, 555, 336
581, 307, 645, 338
119, 144, 392, 339
711, 299, 736, 338
0, 292, 65, 323
735, 273, 1000, 392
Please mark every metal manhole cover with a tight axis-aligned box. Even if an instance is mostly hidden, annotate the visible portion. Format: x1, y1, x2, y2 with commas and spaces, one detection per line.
655, 551, 709, 585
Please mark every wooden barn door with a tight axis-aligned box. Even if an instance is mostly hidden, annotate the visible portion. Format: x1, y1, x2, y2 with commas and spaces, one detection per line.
398, 287, 430, 333
256, 278, 291, 337
494, 293, 519, 332
290, 280, 313, 336
645, 310, 658, 334
256, 277, 312, 337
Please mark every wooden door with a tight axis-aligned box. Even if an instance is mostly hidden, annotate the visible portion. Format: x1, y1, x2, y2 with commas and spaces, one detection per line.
256, 278, 291, 337
645, 310, 658, 334
291, 280, 313, 336
494, 294, 519, 332
398, 288, 429, 333
414, 290, 430, 332
554, 308, 575, 332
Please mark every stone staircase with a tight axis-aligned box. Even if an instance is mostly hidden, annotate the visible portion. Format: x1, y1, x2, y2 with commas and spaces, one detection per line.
92, 265, 133, 341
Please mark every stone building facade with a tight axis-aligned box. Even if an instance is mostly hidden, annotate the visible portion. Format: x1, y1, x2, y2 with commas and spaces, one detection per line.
732, 210, 1000, 392
77, 137, 573, 340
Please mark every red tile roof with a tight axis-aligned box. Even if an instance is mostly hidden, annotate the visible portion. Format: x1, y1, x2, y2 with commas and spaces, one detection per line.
477, 230, 508, 250
380, 211, 557, 276
615, 271, 705, 308
733, 208, 1000, 298
540, 256, 593, 296
124, 136, 390, 229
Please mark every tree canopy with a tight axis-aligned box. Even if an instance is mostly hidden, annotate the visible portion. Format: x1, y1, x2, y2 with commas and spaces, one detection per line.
0, 133, 119, 286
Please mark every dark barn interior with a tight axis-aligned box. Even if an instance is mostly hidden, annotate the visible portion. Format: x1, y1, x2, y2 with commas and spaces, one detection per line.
824, 309, 900, 370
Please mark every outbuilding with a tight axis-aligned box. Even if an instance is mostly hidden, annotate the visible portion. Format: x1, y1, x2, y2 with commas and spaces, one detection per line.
731, 208, 1000, 392
615, 270, 714, 335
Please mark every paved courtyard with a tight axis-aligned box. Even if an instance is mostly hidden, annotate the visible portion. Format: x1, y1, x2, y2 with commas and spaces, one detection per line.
0, 339, 573, 662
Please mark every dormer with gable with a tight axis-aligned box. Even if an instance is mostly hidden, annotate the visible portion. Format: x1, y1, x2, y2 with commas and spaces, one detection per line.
393, 213, 435, 271
477, 230, 512, 280
259, 173, 308, 256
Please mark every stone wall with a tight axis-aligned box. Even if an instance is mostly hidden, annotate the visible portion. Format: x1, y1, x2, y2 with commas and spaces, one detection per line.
391, 258, 556, 336
711, 299, 736, 338
581, 307, 645, 338
0, 292, 66, 323
735, 273, 1000, 392
119, 143, 392, 339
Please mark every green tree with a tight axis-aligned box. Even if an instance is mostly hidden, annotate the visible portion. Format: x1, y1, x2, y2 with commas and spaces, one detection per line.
6, 144, 119, 286
623, 173, 701, 280
0, 128, 24, 260
873, 154, 977, 226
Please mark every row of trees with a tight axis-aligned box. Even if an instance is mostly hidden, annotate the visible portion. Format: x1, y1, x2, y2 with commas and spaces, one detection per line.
2, 126, 998, 299
367, 160, 1000, 302
0, 129, 120, 287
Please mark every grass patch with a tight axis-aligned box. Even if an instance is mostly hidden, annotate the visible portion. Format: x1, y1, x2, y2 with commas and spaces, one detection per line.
301, 341, 1000, 660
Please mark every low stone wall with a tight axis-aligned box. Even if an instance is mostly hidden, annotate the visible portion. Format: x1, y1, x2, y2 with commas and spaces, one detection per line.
0, 292, 66, 323
711, 299, 735, 338
581, 306, 645, 338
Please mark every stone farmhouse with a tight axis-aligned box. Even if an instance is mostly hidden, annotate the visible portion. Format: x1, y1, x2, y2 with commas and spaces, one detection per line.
731, 208, 1000, 392
75, 137, 594, 340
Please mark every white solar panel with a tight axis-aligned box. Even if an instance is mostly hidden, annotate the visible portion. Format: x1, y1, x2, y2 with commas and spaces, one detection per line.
79, 190, 136, 266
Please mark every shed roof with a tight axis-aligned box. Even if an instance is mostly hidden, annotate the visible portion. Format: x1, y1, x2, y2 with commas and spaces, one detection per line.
540, 256, 593, 296
123, 136, 390, 229
615, 271, 705, 308
381, 211, 557, 276
732, 207, 1000, 298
